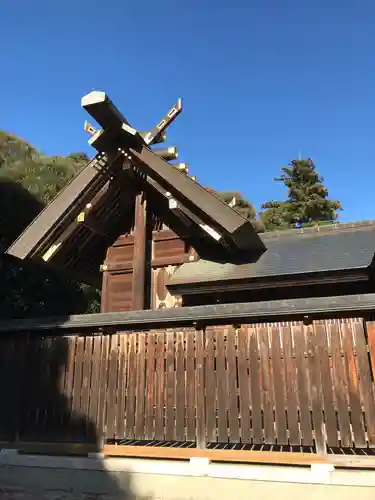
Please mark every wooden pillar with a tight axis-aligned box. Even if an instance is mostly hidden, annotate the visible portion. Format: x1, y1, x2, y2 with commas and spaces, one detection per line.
132, 192, 148, 310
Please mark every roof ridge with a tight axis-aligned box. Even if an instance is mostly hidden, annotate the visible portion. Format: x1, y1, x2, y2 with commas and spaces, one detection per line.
259, 220, 375, 240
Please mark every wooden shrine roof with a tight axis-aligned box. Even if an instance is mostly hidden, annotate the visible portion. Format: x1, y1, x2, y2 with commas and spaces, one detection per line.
168, 221, 375, 295
5, 91, 264, 282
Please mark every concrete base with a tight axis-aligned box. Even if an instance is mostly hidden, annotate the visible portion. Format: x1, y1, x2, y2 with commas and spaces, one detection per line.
0, 453, 374, 499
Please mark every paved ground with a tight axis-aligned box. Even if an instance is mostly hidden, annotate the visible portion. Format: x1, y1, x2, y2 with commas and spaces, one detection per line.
0, 490, 126, 500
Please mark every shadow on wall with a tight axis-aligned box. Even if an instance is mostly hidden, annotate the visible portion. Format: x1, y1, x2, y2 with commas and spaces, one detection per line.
0, 176, 97, 319
0, 331, 147, 499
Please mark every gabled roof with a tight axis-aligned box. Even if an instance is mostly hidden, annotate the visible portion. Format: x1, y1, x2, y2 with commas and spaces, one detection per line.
6, 91, 265, 281
168, 221, 375, 294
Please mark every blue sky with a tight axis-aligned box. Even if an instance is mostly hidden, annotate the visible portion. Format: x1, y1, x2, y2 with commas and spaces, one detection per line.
1, 1, 374, 222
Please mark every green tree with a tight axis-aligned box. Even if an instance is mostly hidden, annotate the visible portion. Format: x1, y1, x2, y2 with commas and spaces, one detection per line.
206, 188, 265, 232
0, 130, 38, 168
0, 132, 100, 318
261, 158, 342, 230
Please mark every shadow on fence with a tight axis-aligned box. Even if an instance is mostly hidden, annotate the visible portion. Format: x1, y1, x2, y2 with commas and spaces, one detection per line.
0, 333, 144, 499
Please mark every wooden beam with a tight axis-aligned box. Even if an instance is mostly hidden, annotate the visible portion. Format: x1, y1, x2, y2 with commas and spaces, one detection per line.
132, 193, 148, 310
1, 441, 375, 468
101, 445, 327, 465
6, 153, 110, 261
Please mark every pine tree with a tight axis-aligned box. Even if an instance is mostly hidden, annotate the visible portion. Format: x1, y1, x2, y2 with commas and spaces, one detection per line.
261, 158, 342, 229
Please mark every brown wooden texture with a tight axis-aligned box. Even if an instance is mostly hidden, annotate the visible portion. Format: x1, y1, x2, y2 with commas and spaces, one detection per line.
352, 320, 375, 446
306, 325, 326, 454
144, 332, 156, 440
102, 229, 190, 313
135, 333, 147, 438
340, 320, 366, 447
185, 329, 196, 442
125, 334, 137, 439
175, 331, 186, 441
293, 323, 314, 446
154, 331, 166, 440
205, 327, 217, 443
104, 272, 133, 312
270, 325, 288, 445
329, 320, 352, 447
258, 325, 274, 444
248, 326, 263, 443
165, 331, 176, 441
237, 327, 252, 444
195, 329, 206, 448
281, 324, 300, 445
105, 335, 119, 440
132, 194, 147, 311
1, 318, 375, 454
215, 327, 228, 442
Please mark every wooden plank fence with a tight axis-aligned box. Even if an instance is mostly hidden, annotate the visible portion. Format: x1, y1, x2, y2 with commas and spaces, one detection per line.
1, 318, 375, 456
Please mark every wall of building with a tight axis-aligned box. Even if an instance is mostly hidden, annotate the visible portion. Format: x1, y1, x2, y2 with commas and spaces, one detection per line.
101, 229, 196, 312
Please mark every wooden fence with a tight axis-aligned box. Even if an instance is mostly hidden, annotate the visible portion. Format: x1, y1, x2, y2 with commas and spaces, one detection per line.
1, 317, 375, 458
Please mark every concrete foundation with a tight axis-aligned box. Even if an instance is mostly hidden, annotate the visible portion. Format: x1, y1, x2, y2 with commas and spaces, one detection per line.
0, 453, 374, 499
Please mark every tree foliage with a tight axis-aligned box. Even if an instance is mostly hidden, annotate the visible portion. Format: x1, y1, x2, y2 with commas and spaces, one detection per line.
207, 188, 265, 232
260, 159, 342, 230
0, 131, 100, 318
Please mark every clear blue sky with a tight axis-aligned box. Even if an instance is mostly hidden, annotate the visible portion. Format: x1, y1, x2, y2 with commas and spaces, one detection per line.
1, 1, 374, 222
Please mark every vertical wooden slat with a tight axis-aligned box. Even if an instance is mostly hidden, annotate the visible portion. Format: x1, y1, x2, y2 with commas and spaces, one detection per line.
125, 334, 137, 439
71, 336, 85, 440
258, 325, 274, 444
195, 328, 206, 449
135, 333, 146, 439
63, 337, 77, 429
330, 321, 352, 447
115, 334, 128, 440
248, 326, 263, 444
97, 335, 110, 443
44, 337, 56, 437
226, 327, 240, 443
106, 335, 120, 441
35, 338, 48, 437
314, 322, 338, 447
341, 321, 366, 447
0, 340, 16, 440
80, 337, 94, 430
44, 337, 62, 440
175, 331, 186, 442
154, 331, 165, 440
353, 320, 375, 446
281, 325, 300, 445
293, 324, 313, 445
19, 338, 38, 440
165, 331, 176, 440
306, 325, 326, 455
132, 193, 147, 310
237, 327, 252, 444
145, 332, 156, 440
185, 330, 196, 442
205, 327, 216, 443
88, 336, 102, 431
366, 321, 375, 378
55, 337, 68, 437
216, 327, 228, 442
270, 325, 288, 445
13, 337, 27, 440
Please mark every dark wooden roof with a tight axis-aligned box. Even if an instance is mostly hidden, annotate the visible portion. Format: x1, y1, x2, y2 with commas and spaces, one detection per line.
168, 221, 375, 294
6, 91, 264, 281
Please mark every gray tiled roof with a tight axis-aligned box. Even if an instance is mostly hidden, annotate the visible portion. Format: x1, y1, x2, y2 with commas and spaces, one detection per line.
170, 221, 375, 285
